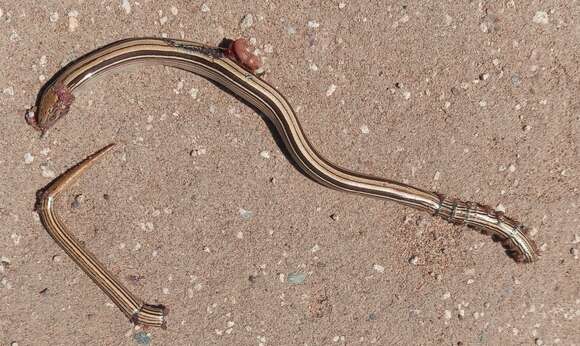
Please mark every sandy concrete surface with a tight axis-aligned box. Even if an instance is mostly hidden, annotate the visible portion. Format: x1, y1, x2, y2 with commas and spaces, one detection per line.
1, 1, 579, 345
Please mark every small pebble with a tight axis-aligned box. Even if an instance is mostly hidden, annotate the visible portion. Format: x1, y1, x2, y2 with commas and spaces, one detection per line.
190, 148, 207, 156
190, 88, 198, 99
408, 256, 419, 265
240, 14, 254, 30
572, 234, 580, 244
311, 244, 321, 253
3, 86, 14, 96
200, 3, 210, 12
307, 20, 320, 29
68, 10, 79, 32
236, 231, 243, 239
71, 194, 84, 208
326, 84, 337, 97
39, 55, 47, 66
11, 233, 21, 245
133, 331, 151, 345
49, 12, 59, 22
239, 208, 253, 219
402, 91, 411, 100
338, 3, 346, 9
170, 6, 178, 16
40, 165, 56, 178
287, 272, 306, 284
508, 164, 516, 173
330, 213, 339, 221
259, 150, 270, 159
480, 22, 489, 33
535, 338, 544, 346
52, 255, 62, 262
373, 264, 385, 273
360, 125, 370, 134
121, 0, 131, 14
532, 11, 549, 25
159, 16, 168, 25
433, 171, 440, 181
24, 153, 34, 164
495, 204, 506, 213
570, 248, 578, 257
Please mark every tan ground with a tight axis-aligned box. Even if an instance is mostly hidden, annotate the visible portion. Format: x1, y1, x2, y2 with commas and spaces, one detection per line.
1, 1, 579, 345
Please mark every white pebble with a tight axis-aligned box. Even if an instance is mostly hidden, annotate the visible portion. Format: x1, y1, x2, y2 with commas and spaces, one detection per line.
402, 91, 411, 100
162, 287, 169, 295
159, 16, 168, 25
259, 150, 270, 159
360, 125, 370, 134
325, 84, 337, 96
201, 4, 210, 12
480, 22, 489, 33
495, 204, 506, 213
121, 0, 131, 14
442, 292, 451, 300
9, 31, 19, 42
309, 62, 319, 71
533, 11, 549, 25
3, 86, 14, 96
68, 10, 79, 32
49, 12, 59, 22
170, 6, 178, 16
409, 256, 419, 265
373, 264, 385, 273
399, 15, 410, 23
24, 153, 34, 164
338, 3, 346, 9
572, 234, 580, 244
307, 20, 320, 29
508, 164, 516, 172
433, 171, 441, 181
311, 244, 321, 253
39, 55, 47, 66
236, 231, 243, 239
444, 310, 452, 319
190, 88, 198, 99
40, 165, 55, 178
239, 208, 253, 219
240, 14, 254, 29
479, 100, 487, 107
11, 233, 21, 245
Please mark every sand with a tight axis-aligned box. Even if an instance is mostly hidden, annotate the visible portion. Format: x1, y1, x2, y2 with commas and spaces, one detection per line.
1, 1, 579, 345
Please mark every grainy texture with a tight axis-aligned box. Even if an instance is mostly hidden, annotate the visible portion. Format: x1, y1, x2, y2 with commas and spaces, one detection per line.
0, 1, 578, 345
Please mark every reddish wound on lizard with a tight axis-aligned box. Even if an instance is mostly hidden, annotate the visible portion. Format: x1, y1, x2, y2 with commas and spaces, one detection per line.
226, 38, 263, 73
